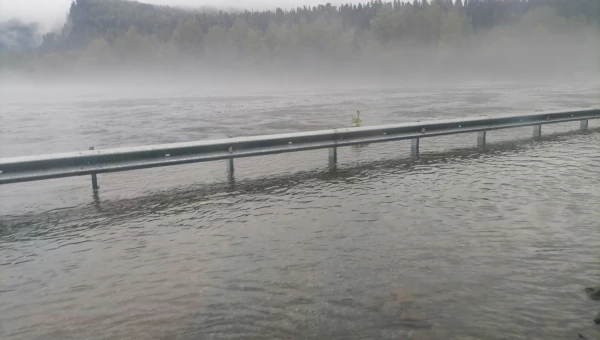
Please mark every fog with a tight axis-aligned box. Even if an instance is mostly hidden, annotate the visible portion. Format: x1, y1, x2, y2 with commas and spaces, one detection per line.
3, 34, 598, 93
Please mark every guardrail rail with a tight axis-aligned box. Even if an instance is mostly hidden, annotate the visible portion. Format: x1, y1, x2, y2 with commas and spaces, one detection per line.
0, 107, 598, 191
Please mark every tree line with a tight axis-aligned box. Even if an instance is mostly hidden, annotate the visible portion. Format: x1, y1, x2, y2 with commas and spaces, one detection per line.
1, 0, 598, 74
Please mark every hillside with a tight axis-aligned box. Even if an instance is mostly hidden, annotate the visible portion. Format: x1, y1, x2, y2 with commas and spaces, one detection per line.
1, 0, 598, 78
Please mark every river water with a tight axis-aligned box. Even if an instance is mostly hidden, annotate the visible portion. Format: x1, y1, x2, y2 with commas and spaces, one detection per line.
1, 81, 599, 339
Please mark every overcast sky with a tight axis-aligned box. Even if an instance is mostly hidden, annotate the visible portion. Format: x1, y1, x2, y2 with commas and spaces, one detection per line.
1, 0, 365, 31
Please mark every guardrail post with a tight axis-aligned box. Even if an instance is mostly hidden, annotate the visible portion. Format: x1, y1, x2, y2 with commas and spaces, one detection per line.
533, 125, 542, 137
89, 146, 99, 191
226, 146, 234, 175
580, 120, 589, 131
225, 135, 234, 175
411, 138, 419, 156
477, 131, 486, 147
328, 147, 337, 167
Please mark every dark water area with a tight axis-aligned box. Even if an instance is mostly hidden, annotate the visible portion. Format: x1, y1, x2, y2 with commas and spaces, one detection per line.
1, 82, 599, 339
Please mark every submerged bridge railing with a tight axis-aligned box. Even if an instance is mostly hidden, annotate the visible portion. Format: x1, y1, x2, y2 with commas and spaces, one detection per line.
0, 108, 598, 191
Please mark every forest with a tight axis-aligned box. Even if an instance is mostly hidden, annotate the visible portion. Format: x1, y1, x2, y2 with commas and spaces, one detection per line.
1, 0, 598, 79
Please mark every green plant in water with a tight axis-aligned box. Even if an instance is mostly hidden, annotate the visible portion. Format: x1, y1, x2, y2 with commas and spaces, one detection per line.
351, 110, 368, 150
351, 110, 363, 127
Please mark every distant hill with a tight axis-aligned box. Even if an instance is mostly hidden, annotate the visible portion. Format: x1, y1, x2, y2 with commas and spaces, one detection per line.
1, 0, 597, 77
38, 0, 599, 51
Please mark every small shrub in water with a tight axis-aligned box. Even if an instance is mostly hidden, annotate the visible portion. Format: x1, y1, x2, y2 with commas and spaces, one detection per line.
352, 110, 363, 128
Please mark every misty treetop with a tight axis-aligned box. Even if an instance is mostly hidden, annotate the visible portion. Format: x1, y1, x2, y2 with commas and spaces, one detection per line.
0, 20, 41, 52
1, 0, 598, 76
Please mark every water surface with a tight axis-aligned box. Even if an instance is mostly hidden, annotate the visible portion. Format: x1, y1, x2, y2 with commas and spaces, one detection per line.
1, 82, 599, 339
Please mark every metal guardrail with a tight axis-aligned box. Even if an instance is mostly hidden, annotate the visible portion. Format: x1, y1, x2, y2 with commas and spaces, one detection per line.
0, 108, 598, 190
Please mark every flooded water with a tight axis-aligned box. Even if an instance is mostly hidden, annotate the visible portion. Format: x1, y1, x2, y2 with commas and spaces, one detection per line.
1, 82, 600, 340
